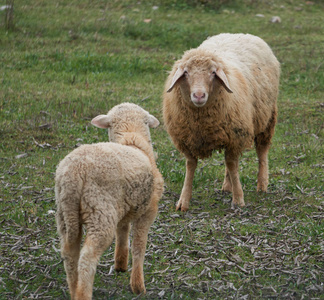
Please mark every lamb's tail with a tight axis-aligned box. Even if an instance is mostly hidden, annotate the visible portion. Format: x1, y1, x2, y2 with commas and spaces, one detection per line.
55, 179, 82, 247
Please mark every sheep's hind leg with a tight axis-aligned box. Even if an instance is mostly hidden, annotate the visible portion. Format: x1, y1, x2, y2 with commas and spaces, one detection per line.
255, 141, 270, 192
114, 221, 130, 272
222, 167, 232, 192
130, 206, 158, 294
177, 157, 197, 212
255, 108, 277, 192
75, 220, 116, 300
224, 150, 245, 208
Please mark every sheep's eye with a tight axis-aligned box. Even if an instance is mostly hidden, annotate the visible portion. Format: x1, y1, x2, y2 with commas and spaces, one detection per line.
184, 71, 189, 77
212, 71, 216, 76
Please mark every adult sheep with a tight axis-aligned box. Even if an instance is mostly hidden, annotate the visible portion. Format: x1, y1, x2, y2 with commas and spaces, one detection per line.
163, 33, 280, 211
55, 103, 164, 299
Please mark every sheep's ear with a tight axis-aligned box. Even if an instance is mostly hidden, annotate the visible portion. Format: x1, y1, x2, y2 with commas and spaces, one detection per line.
167, 67, 185, 93
91, 114, 112, 129
215, 68, 233, 93
148, 114, 160, 128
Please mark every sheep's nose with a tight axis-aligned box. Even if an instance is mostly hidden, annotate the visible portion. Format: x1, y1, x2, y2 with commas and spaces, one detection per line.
193, 92, 206, 101
191, 90, 208, 107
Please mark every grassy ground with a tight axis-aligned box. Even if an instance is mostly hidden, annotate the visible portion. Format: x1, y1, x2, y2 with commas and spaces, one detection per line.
0, 0, 323, 299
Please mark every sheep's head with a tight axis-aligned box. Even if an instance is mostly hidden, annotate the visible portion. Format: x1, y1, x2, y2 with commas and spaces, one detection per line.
167, 53, 233, 107
91, 103, 159, 144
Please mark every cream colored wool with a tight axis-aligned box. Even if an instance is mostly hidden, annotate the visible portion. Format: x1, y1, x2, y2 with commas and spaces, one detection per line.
163, 33, 280, 211
55, 103, 164, 299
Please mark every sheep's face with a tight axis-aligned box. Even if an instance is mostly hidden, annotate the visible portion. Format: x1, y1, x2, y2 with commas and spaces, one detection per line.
167, 57, 233, 108
91, 103, 159, 144
182, 64, 214, 107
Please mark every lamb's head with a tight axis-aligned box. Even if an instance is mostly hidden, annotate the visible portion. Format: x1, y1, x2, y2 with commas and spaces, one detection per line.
167, 50, 233, 107
91, 103, 159, 144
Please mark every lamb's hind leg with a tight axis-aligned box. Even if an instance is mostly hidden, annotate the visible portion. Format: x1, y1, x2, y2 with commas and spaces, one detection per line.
130, 205, 158, 294
61, 229, 82, 300
177, 157, 197, 212
114, 221, 130, 272
56, 205, 82, 300
224, 150, 245, 208
75, 216, 116, 300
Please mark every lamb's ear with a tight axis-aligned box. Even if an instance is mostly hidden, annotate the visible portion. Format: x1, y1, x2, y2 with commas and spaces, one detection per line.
91, 114, 112, 129
148, 114, 160, 128
167, 67, 185, 93
215, 68, 233, 93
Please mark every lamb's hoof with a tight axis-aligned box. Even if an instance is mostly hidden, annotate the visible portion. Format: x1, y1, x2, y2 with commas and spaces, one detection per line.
257, 179, 268, 192
131, 280, 146, 295
131, 286, 146, 295
115, 255, 128, 272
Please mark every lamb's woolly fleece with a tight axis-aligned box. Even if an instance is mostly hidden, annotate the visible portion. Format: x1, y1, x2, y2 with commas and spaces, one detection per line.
55, 103, 164, 298
163, 33, 280, 159
56, 143, 155, 230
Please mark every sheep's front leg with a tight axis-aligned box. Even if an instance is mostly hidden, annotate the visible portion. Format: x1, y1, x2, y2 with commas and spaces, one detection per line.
130, 206, 157, 294
224, 150, 245, 208
114, 221, 130, 272
177, 157, 198, 212
222, 167, 232, 192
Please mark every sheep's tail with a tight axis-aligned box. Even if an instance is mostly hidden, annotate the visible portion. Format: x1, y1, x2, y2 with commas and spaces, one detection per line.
55, 180, 82, 247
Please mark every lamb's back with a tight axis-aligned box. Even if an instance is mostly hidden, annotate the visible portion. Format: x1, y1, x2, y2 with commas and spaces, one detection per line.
56, 143, 154, 218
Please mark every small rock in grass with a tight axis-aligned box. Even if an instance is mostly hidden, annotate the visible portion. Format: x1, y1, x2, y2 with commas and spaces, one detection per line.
271, 16, 281, 23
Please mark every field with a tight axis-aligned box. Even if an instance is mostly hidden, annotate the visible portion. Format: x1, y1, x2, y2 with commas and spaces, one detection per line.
0, 0, 323, 299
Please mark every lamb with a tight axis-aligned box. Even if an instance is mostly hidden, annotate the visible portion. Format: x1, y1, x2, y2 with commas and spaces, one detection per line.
55, 103, 164, 299
163, 33, 280, 211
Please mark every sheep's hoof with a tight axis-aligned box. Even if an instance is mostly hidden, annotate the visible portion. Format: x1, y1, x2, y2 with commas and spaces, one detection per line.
257, 184, 268, 192
115, 266, 127, 273
222, 182, 232, 193
231, 198, 245, 209
176, 201, 189, 212
222, 186, 232, 193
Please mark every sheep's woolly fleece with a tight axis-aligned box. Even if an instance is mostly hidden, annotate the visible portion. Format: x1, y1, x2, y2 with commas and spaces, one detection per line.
163, 33, 280, 159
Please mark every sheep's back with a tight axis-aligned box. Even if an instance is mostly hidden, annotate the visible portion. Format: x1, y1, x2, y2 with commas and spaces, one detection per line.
200, 33, 280, 111
199, 33, 279, 72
